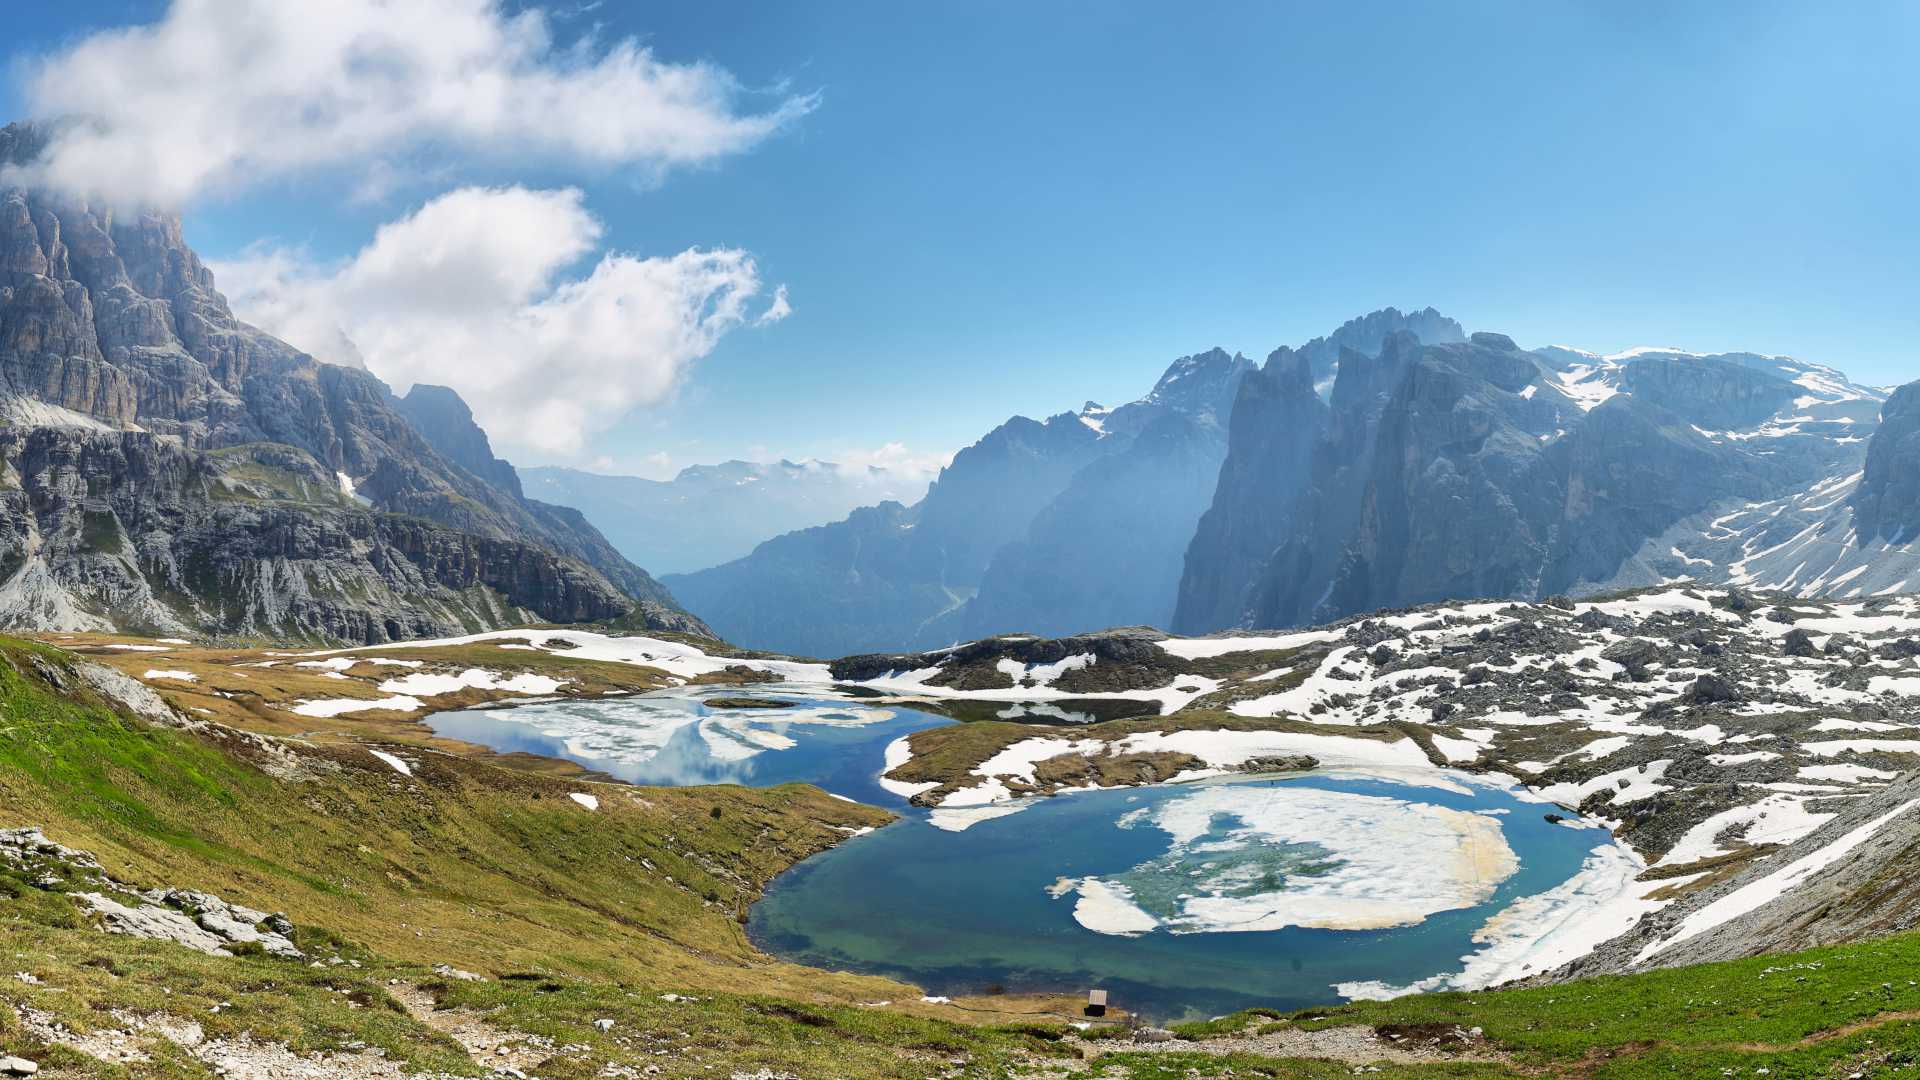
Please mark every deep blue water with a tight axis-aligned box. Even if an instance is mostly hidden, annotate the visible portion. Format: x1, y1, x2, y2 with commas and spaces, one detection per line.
747, 772, 1612, 1022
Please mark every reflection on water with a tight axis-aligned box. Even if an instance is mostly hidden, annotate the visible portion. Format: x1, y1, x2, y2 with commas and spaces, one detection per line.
748, 773, 1611, 1022
425, 687, 950, 806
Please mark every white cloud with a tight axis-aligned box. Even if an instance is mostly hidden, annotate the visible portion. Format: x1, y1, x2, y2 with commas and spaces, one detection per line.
8, 0, 812, 205
212, 185, 786, 456
830, 442, 952, 487
755, 285, 792, 326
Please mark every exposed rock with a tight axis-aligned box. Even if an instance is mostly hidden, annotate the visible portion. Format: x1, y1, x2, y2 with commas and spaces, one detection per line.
1684, 673, 1743, 705
1239, 754, 1319, 773
2, 824, 304, 960
0, 129, 706, 643
1781, 628, 1819, 657
1175, 334, 1878, 634
1600, 638, 1660, 677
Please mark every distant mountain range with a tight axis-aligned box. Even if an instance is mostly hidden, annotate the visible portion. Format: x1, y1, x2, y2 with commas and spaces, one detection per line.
634, 309, 1897, 658
658, 309, 1470, 656
521, 459, 932, 576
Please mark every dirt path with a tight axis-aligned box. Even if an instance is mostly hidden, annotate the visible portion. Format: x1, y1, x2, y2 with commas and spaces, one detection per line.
389, 981, 555, 1075
1016, 1019, 1516, 1075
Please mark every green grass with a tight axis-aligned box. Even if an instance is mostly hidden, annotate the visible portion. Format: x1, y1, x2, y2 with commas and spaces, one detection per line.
1183, 933, 1920, 1077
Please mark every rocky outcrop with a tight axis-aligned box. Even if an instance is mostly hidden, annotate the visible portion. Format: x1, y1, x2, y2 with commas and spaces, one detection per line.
0, 428, 635, 641
831, 626, 1174, 685
393, 383, 523, 498
1850, 381, 1920, 544
0, 120, 707, 640
3, 826, 304, 959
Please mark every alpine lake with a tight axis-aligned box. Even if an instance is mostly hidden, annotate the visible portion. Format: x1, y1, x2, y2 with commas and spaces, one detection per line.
428, 688, 1614, 1021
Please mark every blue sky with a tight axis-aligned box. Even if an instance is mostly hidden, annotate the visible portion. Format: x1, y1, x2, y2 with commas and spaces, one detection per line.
5, 2, 1917, 479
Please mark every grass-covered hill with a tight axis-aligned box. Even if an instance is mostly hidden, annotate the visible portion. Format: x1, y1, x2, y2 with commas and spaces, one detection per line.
0, 634, 1915, 1078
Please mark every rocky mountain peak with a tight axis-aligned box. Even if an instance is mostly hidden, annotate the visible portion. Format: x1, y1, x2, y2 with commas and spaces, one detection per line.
0, 167, 707, 640
1137, 347, 1255, 420
1850, 381, 1920, 543
392, 383, 523, 499
1261, 345, 1315, 397
1296, 306, 1467, 388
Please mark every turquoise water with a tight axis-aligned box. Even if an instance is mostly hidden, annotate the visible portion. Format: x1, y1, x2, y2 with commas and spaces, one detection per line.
427, 691, 1611, 1021
747, 773, 1611, 1021
426, 689, 948, 806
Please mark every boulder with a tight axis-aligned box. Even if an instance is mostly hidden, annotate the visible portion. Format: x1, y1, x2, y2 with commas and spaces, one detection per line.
1781, 628, 1818, 657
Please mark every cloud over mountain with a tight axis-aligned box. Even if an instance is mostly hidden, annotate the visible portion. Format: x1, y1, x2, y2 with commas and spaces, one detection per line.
212, 185, 783, 455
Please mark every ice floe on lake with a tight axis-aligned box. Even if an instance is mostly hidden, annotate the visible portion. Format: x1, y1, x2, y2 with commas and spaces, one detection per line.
1054, 785, 1519, 935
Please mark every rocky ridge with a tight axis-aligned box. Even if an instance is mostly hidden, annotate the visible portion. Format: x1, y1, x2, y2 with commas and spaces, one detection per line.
1174, 334, 1884, 634
0, 120, 705, 643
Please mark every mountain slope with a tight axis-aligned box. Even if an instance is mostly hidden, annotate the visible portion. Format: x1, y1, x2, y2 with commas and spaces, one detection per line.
664, 349, 1251, 655
664, 408, 1111, 656
0, 120, 704, 641
941, 348, 1254, 641
1596, 373, 1903, 599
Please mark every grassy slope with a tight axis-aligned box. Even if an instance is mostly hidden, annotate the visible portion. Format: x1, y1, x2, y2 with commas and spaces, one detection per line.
0, 637, 1067, 1077
1139, 931, 1920, 1078
3, 635, 1919, 1078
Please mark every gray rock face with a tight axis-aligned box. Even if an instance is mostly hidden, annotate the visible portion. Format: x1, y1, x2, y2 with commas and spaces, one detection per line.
392, 383, 523, 498
1174, 311, 1470, 634
1174, 332, 1880, 633
0, 121, 706, 641
1172, 347, 1327, 634
1850, 381, 1920, 544
1292, 305, 1466, 390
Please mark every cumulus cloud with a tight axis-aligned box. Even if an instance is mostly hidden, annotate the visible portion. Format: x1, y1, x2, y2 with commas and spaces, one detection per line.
212, 185, 786, 455
8, 0, 812, 205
